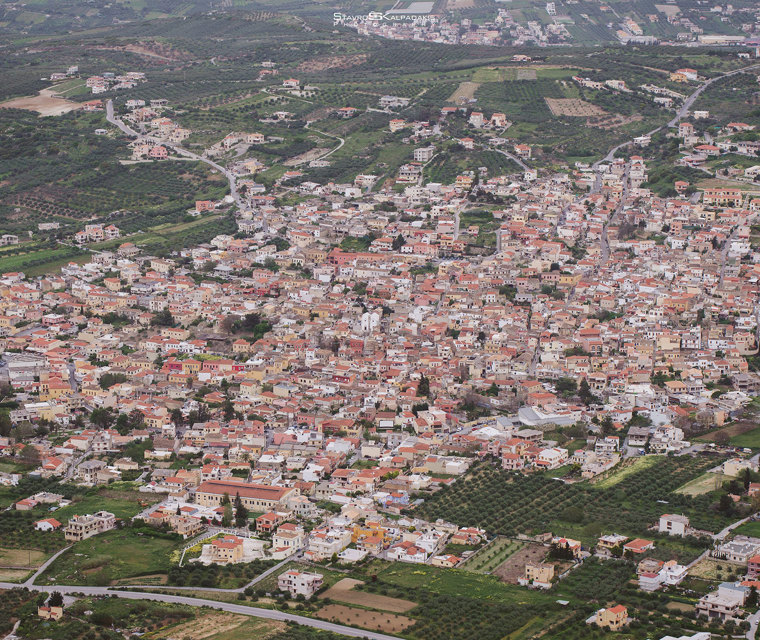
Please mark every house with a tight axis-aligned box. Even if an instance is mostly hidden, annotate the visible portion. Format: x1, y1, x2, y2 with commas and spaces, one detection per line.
272, 523, 306, 556
519, 562, 554, 588
205, 535, 244, 565
63, 511, 116, 542
659, 514, 689, 536
748, 555, 760, 579
696, 582, 747, 621
278, 570, 323, 598
713, 537, 760, 564
38, 605, 63, 621
624, 538, 654, 554
638, 560, 688, 591
379, 95, 410, 109
594, 604, 628, 630
194, 480, 295, 511
34, 518, 62, 532
414, 146, 436, 163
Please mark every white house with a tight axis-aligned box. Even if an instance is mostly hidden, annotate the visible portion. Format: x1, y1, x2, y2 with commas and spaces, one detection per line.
659, 514, 689, 537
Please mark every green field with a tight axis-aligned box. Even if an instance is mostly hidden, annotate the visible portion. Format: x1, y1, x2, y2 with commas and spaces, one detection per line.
732, 521, 760, 538
376, 563, 552, 605
460, 537, 524, 573
591, 455, 661, 489
729, 427, 760, 449
39, 527, 181, 586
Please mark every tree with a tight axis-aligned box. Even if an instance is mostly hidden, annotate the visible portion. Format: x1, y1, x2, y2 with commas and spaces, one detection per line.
222, 502, 233, 527
418, 374, 430, 398
90, 407, 114, 429
748, 585, 758, 608
484, 382, 499, 397
556, 377, 577, 396
170, 408, 184, 427
234, 493, 248, 528
601, 415, 614, 435
150, 309, 175, 327
48, 591, 64, 608
719, 493, 734, 514
578, 378, 593, 405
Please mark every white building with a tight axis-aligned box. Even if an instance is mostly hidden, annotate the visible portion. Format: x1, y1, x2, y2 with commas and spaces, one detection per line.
659, 514, 689, 536
278, 570, 323, 598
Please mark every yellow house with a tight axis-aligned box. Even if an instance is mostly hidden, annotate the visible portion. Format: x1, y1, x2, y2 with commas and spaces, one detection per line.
524, 563, 555, 585
181, 359, 201, 374
596, 605, 627, 630
38, 605, 63, 621
351, 521, 391, 545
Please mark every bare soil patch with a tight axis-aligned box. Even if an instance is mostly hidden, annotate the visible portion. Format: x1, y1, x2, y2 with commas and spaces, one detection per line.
492, 543, 547, 584
655, 4, 680, 17
297, 54, 368, 73
0, 88, 80, 117
320, 578, 416, 613
284, 148, 330, 166
447, 81, 480, 104
516, 68, 537, 80
316, 604, 415, 634
160, 611, 284, 640
700, 421, 758, 442
447, 0, 475, 8
545, 97, 606, 117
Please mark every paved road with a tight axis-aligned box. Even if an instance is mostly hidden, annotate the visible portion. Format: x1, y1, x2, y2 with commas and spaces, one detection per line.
589, 63, 760, 173
491, 147, 529, 172
24, 546, 70, 587
0, 581, 403, 640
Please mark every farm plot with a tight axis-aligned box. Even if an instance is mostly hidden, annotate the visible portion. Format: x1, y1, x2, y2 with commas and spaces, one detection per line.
545, 97, 606, 117
156, 612, 284, 640
319, 578, 416, 612
316, 604, 415, 634
675, 472, 726, 496
460, 537, 524, 573
447, 81, 480, 104
0, 548, 46, 568
516, 68, 537, 80
492, 543, 548, 584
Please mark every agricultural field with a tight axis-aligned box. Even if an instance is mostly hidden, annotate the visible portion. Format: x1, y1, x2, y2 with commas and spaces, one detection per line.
728, 426, 760, 449
38, 526, 181, 586
459, 537, 525, 573
415, 457, 729, 547
316, 604, 415, 634
675, 471, 730, 496
319, 578, 416, 612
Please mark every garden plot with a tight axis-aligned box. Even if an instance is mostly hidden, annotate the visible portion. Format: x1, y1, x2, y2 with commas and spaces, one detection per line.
319, 577, 417, 612
492, 543, 548, 584
159, 612, 284, 640
447, 81, 480, 104
317, 603, 415, 634
516, 68, 537, 80
545, 97, 606, 117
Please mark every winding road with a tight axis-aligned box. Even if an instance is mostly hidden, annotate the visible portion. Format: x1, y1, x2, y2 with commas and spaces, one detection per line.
105, 100, 244, 209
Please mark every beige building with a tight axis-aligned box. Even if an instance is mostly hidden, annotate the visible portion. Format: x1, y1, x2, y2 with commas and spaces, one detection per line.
64, 511, 116, 542
595, 605, 628, 630
520, 563, 555, 588
194, 480, 295, 511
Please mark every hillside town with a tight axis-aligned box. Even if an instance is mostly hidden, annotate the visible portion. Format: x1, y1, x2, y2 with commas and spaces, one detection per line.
2, 80, 760, 634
